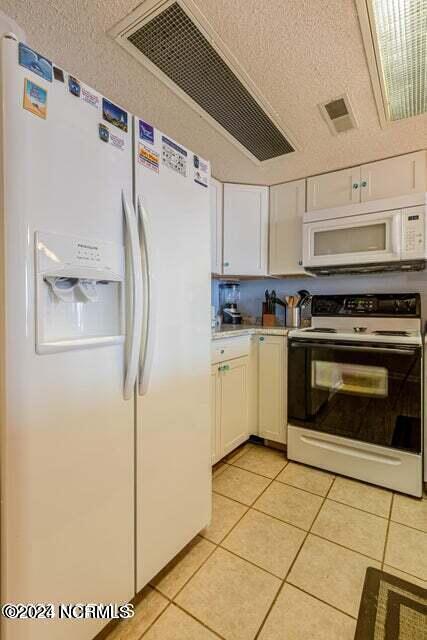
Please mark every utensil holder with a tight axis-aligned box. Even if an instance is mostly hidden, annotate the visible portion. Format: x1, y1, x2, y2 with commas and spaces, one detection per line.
285, 307, 301, 328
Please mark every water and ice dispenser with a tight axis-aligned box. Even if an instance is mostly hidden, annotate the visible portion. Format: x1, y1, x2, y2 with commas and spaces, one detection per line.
35, 231, 125, 354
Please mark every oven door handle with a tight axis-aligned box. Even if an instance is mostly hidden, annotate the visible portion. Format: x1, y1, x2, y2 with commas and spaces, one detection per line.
289, 341, 418, 356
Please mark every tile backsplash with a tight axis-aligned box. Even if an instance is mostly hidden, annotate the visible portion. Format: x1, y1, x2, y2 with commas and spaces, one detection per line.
212, 271, 427, 326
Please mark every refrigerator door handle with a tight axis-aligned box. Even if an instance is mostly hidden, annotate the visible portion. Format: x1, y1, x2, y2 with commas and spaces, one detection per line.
122, 191, 143, 400
138, 196, 155, 396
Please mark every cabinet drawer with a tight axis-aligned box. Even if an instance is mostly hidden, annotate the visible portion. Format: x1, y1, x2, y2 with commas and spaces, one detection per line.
211, 336, 250, 364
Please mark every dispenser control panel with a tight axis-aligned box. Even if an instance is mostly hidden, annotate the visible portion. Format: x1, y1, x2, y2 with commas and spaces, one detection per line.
36, 231, 124, 280
76, 242, 102, 264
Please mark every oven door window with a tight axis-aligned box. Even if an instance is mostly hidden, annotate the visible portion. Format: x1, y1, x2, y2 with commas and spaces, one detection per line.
312, 361, 388, 397
288, 341, 421, 453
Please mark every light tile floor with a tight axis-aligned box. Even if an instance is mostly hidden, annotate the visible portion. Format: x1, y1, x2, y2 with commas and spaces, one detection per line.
106, 442, 427, 640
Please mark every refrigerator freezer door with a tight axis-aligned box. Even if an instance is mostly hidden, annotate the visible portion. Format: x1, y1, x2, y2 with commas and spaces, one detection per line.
134, 124, 211, 589
0, 39, 135, 640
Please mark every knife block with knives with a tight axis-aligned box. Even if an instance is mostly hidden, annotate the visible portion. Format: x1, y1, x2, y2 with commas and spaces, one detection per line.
262, 289, 279, 326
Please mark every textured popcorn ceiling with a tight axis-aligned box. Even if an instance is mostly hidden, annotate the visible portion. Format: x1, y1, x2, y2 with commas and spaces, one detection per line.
1, 0, 426, 184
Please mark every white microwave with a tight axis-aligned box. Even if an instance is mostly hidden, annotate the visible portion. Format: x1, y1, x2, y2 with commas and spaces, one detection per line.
303, 206, 426, 275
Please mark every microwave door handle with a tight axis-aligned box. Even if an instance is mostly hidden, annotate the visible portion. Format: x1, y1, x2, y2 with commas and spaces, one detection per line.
391, 213, 401, 256
122, 191, 143, 400
290, 342, 417, 356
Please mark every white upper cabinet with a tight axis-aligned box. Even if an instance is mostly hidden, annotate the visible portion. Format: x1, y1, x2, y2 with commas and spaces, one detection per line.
307, 166, 361, 211
223, 184, 269, 276
210, 177, 223, 274
360, 151, 427, 202
269, 179, 306, 275
307, 151, 427, 213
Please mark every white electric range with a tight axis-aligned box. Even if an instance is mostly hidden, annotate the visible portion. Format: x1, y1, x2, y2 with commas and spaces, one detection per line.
287, 293, 423, 497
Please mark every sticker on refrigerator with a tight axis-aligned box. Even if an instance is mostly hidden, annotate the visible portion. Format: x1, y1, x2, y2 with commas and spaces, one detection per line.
102, 98, 128, 133
19, 42, 53, 82
162, 136, 187, 177
53, 66, 65, 82
194, 169, 208, 188
98, 123, 109, 143
68, 75, 81, 97
195, 155, 208, 174
139, 120, 155, 144
81, 86, 99, 109
138, 143, 159, 173
23, 78, 47, 119
193, 155, 208, 187
110, 132, 125, 151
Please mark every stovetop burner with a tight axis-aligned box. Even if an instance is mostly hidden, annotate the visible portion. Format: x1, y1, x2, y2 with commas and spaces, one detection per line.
303, 327, 337, 333
374, 330, 411, 337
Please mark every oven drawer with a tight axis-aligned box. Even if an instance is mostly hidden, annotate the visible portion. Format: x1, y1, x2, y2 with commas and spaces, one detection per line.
288, 425, 422, 497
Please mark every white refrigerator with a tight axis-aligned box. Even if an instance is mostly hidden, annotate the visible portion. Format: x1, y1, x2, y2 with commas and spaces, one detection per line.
0, 35, 211, 640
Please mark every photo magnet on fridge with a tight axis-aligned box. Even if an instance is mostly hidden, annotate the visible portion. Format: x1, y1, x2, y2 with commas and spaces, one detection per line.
23, 78, 47, 119
139, 119, 155, 144
68, 75, 81, 97
98, 123, 109, 143
19, 42, 53, 82
53, 66, 65, 82
102, 98, 128, 133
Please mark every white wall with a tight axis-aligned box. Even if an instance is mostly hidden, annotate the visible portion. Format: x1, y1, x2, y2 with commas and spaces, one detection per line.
212, 270, 427, 325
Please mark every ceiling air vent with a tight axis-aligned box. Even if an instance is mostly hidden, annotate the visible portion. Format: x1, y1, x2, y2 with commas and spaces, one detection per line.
319, 95, 358, 135
111, 1, 295, 163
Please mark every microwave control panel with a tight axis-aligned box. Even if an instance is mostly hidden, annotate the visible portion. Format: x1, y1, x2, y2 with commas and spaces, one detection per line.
402, 207, 425, 257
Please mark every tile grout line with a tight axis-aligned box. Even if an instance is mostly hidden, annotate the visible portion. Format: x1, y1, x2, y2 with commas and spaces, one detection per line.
253, 471, 339, 639
172, 601, 227, 640
223, 459, 418, 529
381, 493, 394, 571
158, 456, 287, 637
142, 461, 423, 639
145, 459, 281, 638
138, 601, 172, 640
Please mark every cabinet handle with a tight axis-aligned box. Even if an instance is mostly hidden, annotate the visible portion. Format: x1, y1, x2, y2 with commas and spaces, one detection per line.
298, 259, 303, 266
259, 336, 265, 342
223, 364, 230, 371
223, 261, 230, 267
361, 180, 368, 188
220, 349, 225, 354
352, 183, 359, 189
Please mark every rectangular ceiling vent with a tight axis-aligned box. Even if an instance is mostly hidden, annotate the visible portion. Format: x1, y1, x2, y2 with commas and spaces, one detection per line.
112, 1, 295, 163
319, 95, 358, 135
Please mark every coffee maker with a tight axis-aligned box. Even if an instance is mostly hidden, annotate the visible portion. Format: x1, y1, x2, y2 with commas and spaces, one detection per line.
219, 282, 242, 325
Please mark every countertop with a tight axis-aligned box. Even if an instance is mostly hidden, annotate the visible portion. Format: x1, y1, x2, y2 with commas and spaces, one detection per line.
212, 324, 289, 339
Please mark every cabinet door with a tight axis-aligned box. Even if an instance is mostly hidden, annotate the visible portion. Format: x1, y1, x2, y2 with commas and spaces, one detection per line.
219, 357, 249, 455
223, 184, 269, 275
211, 365, 221, 465
258, 336, 287, 444
269, 180, 306, 275
361, 151, 427, 203
210, 177, 223, 274
307, 166, 361, 211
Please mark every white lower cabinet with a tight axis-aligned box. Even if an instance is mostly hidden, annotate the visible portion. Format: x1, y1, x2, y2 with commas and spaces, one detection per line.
211, 356, 249, 463
211, 335, 287, 464
257, 335, 287, 444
